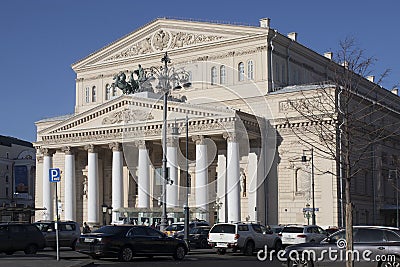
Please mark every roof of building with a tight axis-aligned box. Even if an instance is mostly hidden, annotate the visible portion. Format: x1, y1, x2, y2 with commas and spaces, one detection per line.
269, 82, 337, 95
0, 135, 33, 148
36, 114, 74, 123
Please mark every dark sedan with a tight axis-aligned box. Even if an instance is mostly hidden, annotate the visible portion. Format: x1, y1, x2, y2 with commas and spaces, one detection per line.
282, 226, 400, 267
76, 225, 188, 262
174, 226, 211, 248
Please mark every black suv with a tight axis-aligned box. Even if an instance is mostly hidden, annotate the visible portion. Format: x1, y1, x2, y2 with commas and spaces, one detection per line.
0, 223, 46, 255
33, 221, 81, 250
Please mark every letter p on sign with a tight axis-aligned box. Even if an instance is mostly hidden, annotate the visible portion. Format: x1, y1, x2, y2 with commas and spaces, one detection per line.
49, 168, 61, 182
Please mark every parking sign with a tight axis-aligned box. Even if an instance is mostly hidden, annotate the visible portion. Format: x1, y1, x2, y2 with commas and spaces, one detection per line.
49, 168, 61, 182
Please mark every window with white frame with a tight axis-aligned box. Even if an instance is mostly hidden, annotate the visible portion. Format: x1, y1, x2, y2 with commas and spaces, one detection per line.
220, 65, 226, 84
238, 62, 244, 81
211, 66, 217, 85
247, 60, 254, 80
85, 87, 90, 103
105, 84, 111, 100
92, 86, 97, 102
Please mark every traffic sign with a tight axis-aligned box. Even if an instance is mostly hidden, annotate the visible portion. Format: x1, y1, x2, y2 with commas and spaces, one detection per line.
49, 168, 61, 182
302, 207, 319, 212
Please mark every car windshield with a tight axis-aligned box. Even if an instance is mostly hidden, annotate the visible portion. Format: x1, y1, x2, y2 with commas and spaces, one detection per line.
210, 224, 235, 234
282, 226, 304, 233
93, 226, 130, 235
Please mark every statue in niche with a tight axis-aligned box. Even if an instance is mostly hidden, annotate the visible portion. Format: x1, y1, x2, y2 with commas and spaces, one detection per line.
82, 176, 88, 198
240, 170, 247, 197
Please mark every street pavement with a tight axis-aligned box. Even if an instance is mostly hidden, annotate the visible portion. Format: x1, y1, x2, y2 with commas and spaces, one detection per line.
0, 248, 283, 267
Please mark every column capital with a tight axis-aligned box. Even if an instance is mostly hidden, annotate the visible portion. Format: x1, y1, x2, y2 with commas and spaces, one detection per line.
109, 142, 122, 152
192, 135, 205, 145
40, 147, 55, 156
167, 136, 179, 147
84, 144, 98, 153
223, 132, 240, 143
135, 140, 153, 154
62, 146, 75, 155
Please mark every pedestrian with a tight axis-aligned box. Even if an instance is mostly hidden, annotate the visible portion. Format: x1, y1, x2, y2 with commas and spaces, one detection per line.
83, 222, 91, 233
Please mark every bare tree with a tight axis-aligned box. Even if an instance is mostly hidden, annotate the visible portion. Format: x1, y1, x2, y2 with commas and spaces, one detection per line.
284, 37, 399, 267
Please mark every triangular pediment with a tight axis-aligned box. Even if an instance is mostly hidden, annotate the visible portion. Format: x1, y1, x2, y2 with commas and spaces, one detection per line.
38, 94, 236, 136
72, 18, 267, 71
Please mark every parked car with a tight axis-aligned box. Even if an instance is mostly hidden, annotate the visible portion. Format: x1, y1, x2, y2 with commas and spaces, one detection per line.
269, 225, 284, 234
325, 226, 341, 235
279, 225, 328, 246
174, 226, 211, 248
164, 220, 209, 237
76, 225, 189, 262
0, 223, 46, 255
283, 225, 400, 267
208, 222, 282, 255
33, 220, 81, 250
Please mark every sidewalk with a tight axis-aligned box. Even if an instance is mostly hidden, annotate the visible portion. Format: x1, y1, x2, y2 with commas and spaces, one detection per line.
0, 249, 93, 267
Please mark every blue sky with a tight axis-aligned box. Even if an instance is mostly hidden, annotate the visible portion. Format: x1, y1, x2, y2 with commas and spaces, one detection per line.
1, 0, 399, 142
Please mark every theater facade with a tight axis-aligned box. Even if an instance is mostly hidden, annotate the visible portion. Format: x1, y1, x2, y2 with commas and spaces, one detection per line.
34, 18, 400, 228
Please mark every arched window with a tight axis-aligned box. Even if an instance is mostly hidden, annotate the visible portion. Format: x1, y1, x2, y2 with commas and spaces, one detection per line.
85, 87, 90, 103
105, 84, 111, 100
247, 60, 254, 80
92, 86, 97, 102
220, 65, 226, 84
238, 62, 244, 81
211, 67, 217, 85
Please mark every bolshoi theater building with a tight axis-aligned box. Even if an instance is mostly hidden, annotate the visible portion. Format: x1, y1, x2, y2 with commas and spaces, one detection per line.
34, 18, 400, 228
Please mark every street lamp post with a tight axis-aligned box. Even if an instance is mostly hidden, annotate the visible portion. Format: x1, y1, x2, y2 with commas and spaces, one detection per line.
213, 197, 223, 223
303, 203, 311, 225
184, 115, 190, 243
302, 147, 316, 225
101, 204, 107, 226
107, 205, 113, 225
153, 52, 191, 232
388, 170, 399, 228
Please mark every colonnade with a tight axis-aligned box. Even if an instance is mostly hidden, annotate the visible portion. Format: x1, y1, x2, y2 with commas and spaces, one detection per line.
40, 132, 246, 224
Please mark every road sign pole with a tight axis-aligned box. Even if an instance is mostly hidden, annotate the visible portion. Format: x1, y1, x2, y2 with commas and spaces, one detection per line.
49, 168, 61, 261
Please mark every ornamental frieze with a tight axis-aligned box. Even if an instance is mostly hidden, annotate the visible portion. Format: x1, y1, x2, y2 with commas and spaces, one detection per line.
102, 109, 154, 125
106, 30, 224, 61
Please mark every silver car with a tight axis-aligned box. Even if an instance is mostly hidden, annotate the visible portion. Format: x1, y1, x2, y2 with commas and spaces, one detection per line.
33, 221, 81, 250
283, 226, 400, 267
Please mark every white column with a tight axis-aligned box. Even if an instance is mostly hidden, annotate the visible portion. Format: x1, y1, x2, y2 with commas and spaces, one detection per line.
193, 135, 208, 219
42, 148, 54, 221
166, 137, 178, 207
86, 145, 99, 225
110, 142, 123, 223
217, 154, 227, 223
248, 152, 258, 222
63, 147, 76, 221
137, 141, 150, 208
224, 132, 241, 222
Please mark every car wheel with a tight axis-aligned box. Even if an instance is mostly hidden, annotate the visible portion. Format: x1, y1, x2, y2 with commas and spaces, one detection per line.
24, 244, 38, 255
199, 238, 208, 249
217, 248, 226, 255
173, 245, 186, 260
118, 246, 134, 262
274, 239, 283, 252
379, 257, 400, 267
288, 258, 314, 267
243, 241, 254, 256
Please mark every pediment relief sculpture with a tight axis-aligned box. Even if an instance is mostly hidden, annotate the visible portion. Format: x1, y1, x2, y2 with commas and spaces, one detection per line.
102, 108, 154, 125
106, 30, 224, 61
